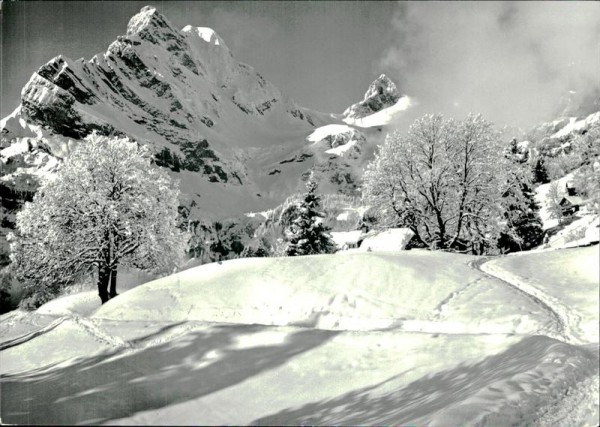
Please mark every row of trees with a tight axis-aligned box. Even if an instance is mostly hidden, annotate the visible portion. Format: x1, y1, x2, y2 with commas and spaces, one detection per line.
243, 113, 543, 257
8, 112, 552, 308
7, 132, 336, 308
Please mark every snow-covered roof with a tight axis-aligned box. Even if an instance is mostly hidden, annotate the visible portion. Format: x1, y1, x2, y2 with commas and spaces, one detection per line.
331, 230, 363, 247
560, 195, 585, 206
358, 228, 415, 252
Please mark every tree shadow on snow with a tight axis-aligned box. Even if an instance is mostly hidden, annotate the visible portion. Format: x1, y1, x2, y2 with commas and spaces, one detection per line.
0, 323, 339, 425
253, 335, 597, 426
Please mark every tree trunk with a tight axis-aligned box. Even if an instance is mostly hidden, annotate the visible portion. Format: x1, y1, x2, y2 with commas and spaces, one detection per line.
109, 266, 118, 299
97, 265, 110, 304
435, 211, 446, 249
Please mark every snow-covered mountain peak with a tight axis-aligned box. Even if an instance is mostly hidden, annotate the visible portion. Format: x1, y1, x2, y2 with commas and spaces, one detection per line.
1, 5, 334, 220
126, 6, 177, 39
182, 26, 228, 49
343, 74, 402, 119
3, 5, 410, 223
364, 74, 399, 102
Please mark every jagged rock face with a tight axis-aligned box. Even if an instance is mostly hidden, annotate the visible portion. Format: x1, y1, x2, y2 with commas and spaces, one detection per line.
6, 6, 320, 184
1, 6, 411, 227
343, 74, 401, 119
327, 129, 365, 150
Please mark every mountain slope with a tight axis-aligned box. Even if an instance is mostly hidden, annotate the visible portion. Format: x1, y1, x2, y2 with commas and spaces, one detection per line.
1, 7, 412, 223
2, 7, 322, 183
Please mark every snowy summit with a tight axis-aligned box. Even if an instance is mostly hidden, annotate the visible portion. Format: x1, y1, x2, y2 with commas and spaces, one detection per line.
343, 74, 402, 119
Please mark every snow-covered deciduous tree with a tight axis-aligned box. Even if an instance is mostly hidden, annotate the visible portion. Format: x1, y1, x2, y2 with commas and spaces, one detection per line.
573, 161, 600, 214
363, 113, 524, 254
284, 180, 336, 256
572, 125, 600, 214
9, 133, 188, 307
546, 181, 565, 224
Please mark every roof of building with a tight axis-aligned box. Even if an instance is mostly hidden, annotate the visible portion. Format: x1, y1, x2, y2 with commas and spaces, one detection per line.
560, 195, 585, 206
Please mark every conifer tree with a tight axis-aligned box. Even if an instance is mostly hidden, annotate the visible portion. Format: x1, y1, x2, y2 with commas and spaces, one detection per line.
532, 157, 550, 184
498, 172, 544, 252
285, 180, 336, 256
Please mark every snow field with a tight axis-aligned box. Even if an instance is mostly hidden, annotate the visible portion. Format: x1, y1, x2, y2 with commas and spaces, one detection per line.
102, 333, 597, 426
343, 96, 412, 128
35, 291, 100, 317
31, 268, 158, 317
1, 247, 598, 425
94, 252, 554, 338
306, 124, 356, 143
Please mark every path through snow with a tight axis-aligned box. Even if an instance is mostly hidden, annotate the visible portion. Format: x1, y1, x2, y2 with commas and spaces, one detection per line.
469, 258, 573, 344
472, 251, 599, 427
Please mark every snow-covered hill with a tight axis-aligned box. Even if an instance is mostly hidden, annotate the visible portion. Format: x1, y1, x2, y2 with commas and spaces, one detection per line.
1, 247, 598, 425
94, 250, 551, 332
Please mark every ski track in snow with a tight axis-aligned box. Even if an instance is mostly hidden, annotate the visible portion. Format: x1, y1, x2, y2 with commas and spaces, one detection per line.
0, 315, 196, 354
471, 257, 588, 345
0, 315, 129, 350
0, 316, 68, 350
70, 316, 131, 349
468, 258, 573, 344
470, 256, 599, 427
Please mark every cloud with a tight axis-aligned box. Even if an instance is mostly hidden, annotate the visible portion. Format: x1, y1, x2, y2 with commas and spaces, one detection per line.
380, 2, 600, 129
206, 8, 280, 57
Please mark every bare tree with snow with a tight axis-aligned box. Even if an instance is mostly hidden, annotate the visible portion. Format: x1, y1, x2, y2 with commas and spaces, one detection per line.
546, 181, 565, 224
363, 113, 527, 254
9, 133, 188, 307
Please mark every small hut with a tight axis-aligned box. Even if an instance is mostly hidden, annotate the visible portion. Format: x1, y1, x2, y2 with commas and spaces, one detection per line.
559, 195, 584, 216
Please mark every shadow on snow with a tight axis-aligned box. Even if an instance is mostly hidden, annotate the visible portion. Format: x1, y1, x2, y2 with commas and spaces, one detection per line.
1, 323, 339, 425
253, 335, 597, 426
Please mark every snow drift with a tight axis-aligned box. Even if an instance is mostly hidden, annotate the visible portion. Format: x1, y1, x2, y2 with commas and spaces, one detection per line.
95, 251, 552, 336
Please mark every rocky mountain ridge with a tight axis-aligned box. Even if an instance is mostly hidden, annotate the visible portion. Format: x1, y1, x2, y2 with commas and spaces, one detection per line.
343, 74, 402, 120
1, 7, 411, 221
